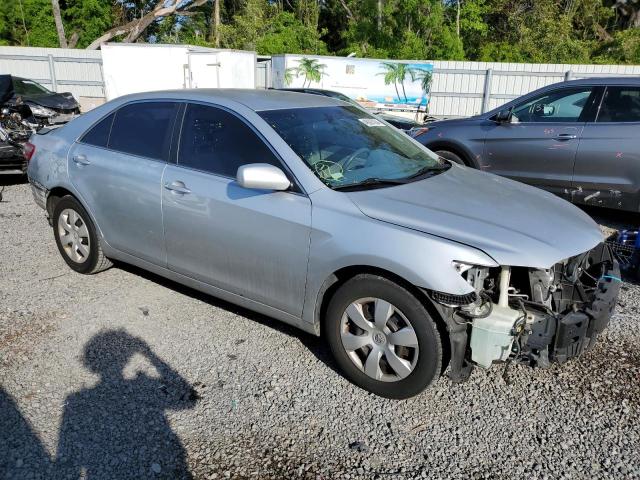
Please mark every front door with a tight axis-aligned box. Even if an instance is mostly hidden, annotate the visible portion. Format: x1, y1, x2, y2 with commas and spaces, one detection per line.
483, 86, 597, 198
161, 103, 312, 316
69, 101, 180, 264
572, 86, 640, 211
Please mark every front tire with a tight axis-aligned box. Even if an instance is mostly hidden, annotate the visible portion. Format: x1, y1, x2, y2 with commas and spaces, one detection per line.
435, 149, 466, 166
52, 196, 112, 274
325, 274, 442, 399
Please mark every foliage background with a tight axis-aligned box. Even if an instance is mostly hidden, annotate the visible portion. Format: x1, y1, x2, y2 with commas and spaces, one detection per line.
1, 1, 640, 64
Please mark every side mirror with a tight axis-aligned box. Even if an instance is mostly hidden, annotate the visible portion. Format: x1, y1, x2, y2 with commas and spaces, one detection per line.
494, 108, 513, 124
236, 163, 291, 191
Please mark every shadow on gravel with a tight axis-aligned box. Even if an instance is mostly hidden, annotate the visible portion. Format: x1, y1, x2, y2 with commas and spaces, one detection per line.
1, 330, 198, 479
116, 262, 342, 377
0, 386, 53, 478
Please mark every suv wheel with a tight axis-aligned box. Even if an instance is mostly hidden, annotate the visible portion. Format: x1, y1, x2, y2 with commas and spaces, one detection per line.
435, 149, 465, 166
52, 196, 112, 274
325, 274, 442, 399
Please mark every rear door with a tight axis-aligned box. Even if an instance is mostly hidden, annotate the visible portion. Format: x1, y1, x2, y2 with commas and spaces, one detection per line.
161, 103, 312, 316
572, 85, 640, 211
483, 86, 598, 197
188, 52, 220, 88
69, 101, 180, 264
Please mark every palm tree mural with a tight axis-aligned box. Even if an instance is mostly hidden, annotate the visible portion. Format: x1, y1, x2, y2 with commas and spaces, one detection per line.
377, 62, 412, 102
284, 67, 296, 86
377, 62, 402, 102
291, 58, 327, 88
410, 68, 433, 97
408, 67, 433, 111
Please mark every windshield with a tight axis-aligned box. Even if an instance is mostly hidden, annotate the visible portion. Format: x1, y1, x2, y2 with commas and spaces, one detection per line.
12, 78, 51, 95
259, 106, 447, 189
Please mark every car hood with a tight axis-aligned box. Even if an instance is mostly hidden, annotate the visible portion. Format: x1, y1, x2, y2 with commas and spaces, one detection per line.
347, 165, 603, 268
22, 92, 78, 110
375, 113, 419, 129
428, 116, 484, 127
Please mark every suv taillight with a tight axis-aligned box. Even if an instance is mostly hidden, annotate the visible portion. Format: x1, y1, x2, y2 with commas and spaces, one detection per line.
23, 142, 36, 161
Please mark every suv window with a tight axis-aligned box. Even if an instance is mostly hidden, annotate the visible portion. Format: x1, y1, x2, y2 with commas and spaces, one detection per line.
597, 87, 640, 122
512, 88, 593, 123
81, 113, 115, 148
109, 102, 179, 160
178, 103, 281, 177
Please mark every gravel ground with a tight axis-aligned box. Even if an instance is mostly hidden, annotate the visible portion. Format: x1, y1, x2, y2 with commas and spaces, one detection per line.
1, 180, 639, 480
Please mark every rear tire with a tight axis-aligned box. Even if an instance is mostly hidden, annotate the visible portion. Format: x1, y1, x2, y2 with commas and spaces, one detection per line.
325, 274, 442, 399
435, 149, 466, 166
52, 196, 112, 274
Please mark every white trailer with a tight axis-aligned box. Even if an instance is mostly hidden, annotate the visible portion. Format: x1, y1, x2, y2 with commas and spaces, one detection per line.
271, 54, 433, 115
101, 43, 256, 100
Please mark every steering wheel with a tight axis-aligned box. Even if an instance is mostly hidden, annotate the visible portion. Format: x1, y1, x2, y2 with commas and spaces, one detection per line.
313, 160, 343, 181
340, 147, 370, 171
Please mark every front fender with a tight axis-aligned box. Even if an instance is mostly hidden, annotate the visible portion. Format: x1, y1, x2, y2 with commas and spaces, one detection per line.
301, 189, 497, 326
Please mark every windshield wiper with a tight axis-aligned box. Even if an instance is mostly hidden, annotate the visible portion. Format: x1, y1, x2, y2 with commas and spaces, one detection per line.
332, 177, 408, 191
404, 163, 451, 181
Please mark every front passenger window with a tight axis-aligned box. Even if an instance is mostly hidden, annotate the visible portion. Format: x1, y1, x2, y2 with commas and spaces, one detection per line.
178, 104, 281, 177
511, 88, 593, 123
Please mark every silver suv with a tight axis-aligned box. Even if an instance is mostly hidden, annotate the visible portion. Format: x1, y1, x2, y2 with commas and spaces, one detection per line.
27, 90, 620, 398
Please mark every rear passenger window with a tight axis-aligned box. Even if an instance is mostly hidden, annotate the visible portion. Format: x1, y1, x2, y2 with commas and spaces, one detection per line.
597, 87, 640, 122
109, 102, 178, 160
178, 103, 281, 177
81, 112, 114, 148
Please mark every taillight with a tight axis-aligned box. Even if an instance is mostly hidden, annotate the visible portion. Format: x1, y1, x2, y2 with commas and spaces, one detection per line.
23, 142, 35, 161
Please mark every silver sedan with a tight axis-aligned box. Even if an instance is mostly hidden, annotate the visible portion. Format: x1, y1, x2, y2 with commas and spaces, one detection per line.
27, 90, 620, 399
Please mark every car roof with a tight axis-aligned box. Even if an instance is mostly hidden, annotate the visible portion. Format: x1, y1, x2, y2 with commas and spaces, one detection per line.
562, 76, 640, 86
111, 89, 346, 112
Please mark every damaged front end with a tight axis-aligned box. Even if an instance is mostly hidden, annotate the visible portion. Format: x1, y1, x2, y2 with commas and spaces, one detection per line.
429, 243, 621, 382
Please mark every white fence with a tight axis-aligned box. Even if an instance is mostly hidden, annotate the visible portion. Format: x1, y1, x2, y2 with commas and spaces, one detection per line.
430, 60, 640, 117
0, 46, 104, 106
1, 46, 640, 117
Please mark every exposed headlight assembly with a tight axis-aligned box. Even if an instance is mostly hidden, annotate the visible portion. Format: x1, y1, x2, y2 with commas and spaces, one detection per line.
28, 104, 57, 118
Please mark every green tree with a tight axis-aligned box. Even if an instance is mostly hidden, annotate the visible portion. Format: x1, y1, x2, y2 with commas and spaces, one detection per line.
219, 1, 327, 55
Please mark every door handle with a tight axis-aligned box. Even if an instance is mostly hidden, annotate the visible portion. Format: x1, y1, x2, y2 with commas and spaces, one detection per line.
554, 133, 577, 140
72, 154, 90, 165
164, 181, 191, 195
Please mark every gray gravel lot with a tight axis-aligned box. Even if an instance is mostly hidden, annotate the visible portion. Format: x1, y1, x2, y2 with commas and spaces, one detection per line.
1, 180, 639, 479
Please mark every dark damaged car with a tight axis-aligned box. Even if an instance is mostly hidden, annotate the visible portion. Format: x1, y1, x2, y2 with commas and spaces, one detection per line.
0, 75, 80, 174
9, 75, 81, 128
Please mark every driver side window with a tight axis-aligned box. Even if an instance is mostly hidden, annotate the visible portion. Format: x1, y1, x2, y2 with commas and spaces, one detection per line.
512, 88, 593, 123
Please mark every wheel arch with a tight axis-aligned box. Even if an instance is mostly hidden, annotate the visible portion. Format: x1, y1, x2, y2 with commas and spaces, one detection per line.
425, 140, 478, 168
46, 186, 76, 219
46, 186, 105, 242
314, 265, 451, 372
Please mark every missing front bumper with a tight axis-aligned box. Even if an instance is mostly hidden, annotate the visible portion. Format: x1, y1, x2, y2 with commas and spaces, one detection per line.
434, 243, 621, 382
524, 244, 620, 366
